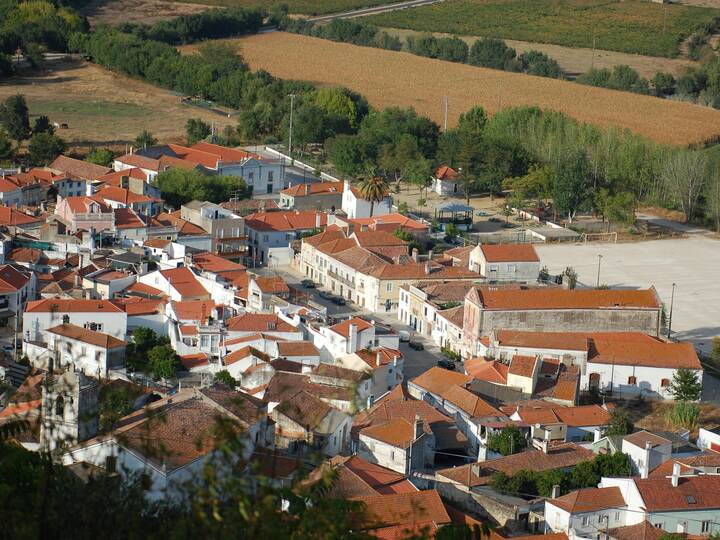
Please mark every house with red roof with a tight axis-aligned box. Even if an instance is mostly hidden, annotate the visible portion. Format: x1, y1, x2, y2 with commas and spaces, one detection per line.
93, 185, 161, 216
54, 195, 115, 234
244, 209, 328, 265
180, 200, 244, 258
467, 243, 541, 283
309, 316, 376, 361
136, 267, 210, 302
279, 181, 344, 211
0, 175, 24, 207
0, 264, 35, 326
432, 165, 460, 195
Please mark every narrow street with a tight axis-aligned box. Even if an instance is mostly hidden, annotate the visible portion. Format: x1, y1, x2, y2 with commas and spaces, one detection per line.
259, 264, 443, 379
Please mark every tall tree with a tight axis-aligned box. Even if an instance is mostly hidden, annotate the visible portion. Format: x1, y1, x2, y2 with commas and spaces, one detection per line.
669, 368, 702, 401
134, 129, 157, 149
0, 128, 13, 160
357, 176, 390, 217
553, 148, 593, 222
705, 168, 720, 233
186, 118, 211, 145
0, 94, 31, 142
661, 151, 707, 223
27, 132, 66, 165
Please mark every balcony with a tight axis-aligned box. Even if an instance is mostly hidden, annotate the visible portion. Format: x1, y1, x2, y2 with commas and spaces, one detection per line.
327, 270, 354, 288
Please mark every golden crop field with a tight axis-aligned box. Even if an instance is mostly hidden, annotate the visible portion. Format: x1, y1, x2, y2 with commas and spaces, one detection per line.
223, 32, 720, 147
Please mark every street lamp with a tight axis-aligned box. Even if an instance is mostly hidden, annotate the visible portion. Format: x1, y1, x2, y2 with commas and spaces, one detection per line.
667, 282, 676, 339
596, 254, 603, 288
288, 93, 296, 157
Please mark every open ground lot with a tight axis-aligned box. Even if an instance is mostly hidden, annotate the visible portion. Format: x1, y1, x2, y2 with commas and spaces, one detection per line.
536, 237, 720, 354
381, 28, 697, 78
228, 32, 720, 146
366, 0, 719, 57
82, 0, 212, 26
0, 59, 235, 152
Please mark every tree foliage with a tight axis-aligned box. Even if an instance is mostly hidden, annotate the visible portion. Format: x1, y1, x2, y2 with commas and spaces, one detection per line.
604, 409, 634, 437
668, 368, 702, 401
86, 147, 114, 167
186, 118, 211, 145
215, 370, 238, 388
487, 425, 525, 456
155, 168, 248, 208
148, 344, 180, 380
28, 131, 67, 165
0, 94, 31, 142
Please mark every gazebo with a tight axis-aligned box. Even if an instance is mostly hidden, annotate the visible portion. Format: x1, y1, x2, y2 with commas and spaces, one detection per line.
434, 202, 474, 231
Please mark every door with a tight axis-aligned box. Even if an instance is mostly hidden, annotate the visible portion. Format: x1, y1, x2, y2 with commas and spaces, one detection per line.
589, 373, 600, 392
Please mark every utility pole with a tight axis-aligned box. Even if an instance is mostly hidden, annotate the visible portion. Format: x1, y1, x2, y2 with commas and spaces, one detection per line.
667, 282, 676, 339
591, 29, 596, 70
596, 254, 603, 288
443, 96, 449, 131
288, 93, 296, 158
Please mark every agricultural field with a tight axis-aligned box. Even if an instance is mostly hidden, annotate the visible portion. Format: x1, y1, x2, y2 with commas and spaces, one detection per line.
220, 32, 720, 146
365, 0, 720, 57
82, 0, 212, 27
381, 28, 697, 78
168, 0, 404, 15
0, 59, 235, 152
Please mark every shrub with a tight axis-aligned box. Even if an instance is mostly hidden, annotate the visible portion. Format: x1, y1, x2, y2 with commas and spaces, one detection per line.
666, 401, 700, 429
468, 38, 516, 70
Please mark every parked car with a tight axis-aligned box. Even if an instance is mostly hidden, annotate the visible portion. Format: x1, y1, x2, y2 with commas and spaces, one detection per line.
332, 296, 347, 306
398, 330, 410, 342
437, 359, 456, 370
301, 279, 315, 288
475, 210, 489, 217
409, 341, 424, 351
489, 217, 502, 223
319, 291, 333, 299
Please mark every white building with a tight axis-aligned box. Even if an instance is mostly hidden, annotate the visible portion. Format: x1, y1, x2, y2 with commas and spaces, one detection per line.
23, 298, 128, 343
137, 267, 210, 302
467, 243, 540, 282
341, 180, 392, 219
357, 415, 434, 474
432, 166, 460, 196
310, 317, 376, 362
621, 431, 673, 479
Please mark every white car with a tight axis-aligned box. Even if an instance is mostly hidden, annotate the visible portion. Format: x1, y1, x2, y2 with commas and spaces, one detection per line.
398, 330, 410, 343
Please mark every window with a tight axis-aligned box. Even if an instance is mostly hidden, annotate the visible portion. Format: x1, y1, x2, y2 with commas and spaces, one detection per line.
582, 516, 590, 526
614, 512, 620, 522
263, 235, 269, 242
628, 376, 637, 385
105, 455, 117, 473
386, 283, 393, 292
661, 378, 670, 387
248, 172, 254, 182
702, 521, 711, 533
654, 523, 663, 529
390, 451, 395, 461
268, 171, 274, 181
62, 314, 70, 324
55, 396, 65, 417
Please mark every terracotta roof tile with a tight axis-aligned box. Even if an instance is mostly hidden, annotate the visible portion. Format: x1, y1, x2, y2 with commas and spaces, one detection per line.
226, 313, 299, 334
464, 358, 508, 384
49, 155, 111, 180
281, 181, 344, 197
276, 341, 319, 357
159, 267, 209, 299
353, 490, 450, 530
329, 317, 374, 338
624, 430, 672, 449
47, 323, 126, 349
410, 367, 472, 397
635, 475, 720, 511
26, 298, 124, 313
435, 165, 458, 181
477, 287, 660, 310
550, 486, 625, 513
245, 210, 328, 232
508, 355, 537, 378
275, 390, 331, 430
480, 243, 539, 263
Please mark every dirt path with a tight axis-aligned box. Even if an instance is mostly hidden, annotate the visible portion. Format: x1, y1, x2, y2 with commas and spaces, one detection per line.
382, 28, 697, 78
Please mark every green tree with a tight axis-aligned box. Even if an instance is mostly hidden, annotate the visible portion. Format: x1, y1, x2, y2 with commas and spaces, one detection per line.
652, 72, 676, 97
668, 368, 702, 401
487, 425, 525, 456
711, 337, 720, 364
468, 38, 516, 70
215, 370, 238, 387
661, 150, 707, 223
0, 128, 13, 161
99, 386, 134, 431
457, 106, 488, 137
0, 94, 31, 142
156, 168, 247, 208
148, 344, 180, 381
356, 176, 390, 217
326, 134, 366, 176
27, 132, 67, 165
604, 409, 634, 436
32, 115, 54, 135
405, 157, 432, 197
86, 147, 114, 167
186, 118, 211, 145
553, 148, 593, 222
135, 129, 157, 149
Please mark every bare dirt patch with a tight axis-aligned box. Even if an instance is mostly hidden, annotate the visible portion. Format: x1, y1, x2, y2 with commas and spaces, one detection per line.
82, 0, 212, 27
0, 59, 235, 153
382, 27, 698, 78
217, 32, 720, 147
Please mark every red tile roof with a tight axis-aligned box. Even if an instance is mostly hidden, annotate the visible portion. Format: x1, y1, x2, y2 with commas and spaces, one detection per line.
96, 167, 149, 185
252, 275, 289, 294
192, 252, 246, 274
550, 486, 626, 513
329, 317, 374, 338
495, 330, 590, 351
47, 323, 125, 349
49, 155, 111, 180
0, 265, 31, 293
349, 213, 429, 232
155, 211, 207, 236
480, 243, 539, 262
464, 358, 508, 384
64, 196, 113, 215
96, 186, 157, 206
179, 353, 209, 370
505, 404, 611, 427
191, 141, 256, 163
171, 300, 217, 323
354, 347, 402, 369
435, 165, 458, 181
244, 210, 328, 232
623, 430, 672, 449
226, 313, 300, 334
114, 208, 146, 229
361, 418, 422, 448
276, 341, 320, 357
281, 181, 344, 197
635, 475, 720, 511
26, 298, 124, 313
159, 267, 209, 299
335, 455, 417, 495
589, 334, 701, 370
123, 281, 166, 298
410, 367, 472, 397
477, 287, 661, 310
353, 490, 450, 531
0, 207, 43, 227
508, 355, 537, 378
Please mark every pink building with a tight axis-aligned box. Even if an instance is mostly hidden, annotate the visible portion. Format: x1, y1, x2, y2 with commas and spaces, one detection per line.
54, 196, 115, 233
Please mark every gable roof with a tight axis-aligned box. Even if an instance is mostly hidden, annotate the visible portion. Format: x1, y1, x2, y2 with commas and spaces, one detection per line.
550, 486, 626, 513
0, 207, 44, 227
159, 267, 208, 298
49, 155, 111, 180
361, 418, 422, 448
353, 490, 450, 531
464, 358, 509, 385
281, 181, 344, 197
476, 287, 661, 310
329, 317, 374, 338
26, 297, 124, 313
410, 366, 472, 397
0, 265, 31, 293
435, 165, 458, 181
479, 243, 539, 263
508, 355, 537, 378
47, 323, 126, 349
275, 390, 331, 430
245, 210, 328, 232
226, 313, 300, 334
200, 384, 264, 426
623, 430, 672, 449
634, 475, 720, 511
276, 341, 320, 357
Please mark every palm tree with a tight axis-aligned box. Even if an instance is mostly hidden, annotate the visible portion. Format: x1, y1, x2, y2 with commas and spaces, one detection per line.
357, 176, 390, 217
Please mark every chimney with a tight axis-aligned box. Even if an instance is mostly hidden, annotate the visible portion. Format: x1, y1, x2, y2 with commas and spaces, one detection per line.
376, 351, 382, 366
305, 183, 310, 196
315, 212, 321, 229
424, 262, 430, 275
641, 441, 652, 479
411, 248, 419, 262
414, 414, 423, 440
393, 355, 398, 367
671, 462, 680, 487
348, 323, 358, 353
366, 394, 374, 409
551, 485, 561, 499
541, 438, 549, 454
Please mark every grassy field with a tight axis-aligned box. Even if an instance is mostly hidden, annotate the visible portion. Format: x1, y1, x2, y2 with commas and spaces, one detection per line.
169, 0, 403, 15
366, 0, 719, 57
0, 59, 235, 152
214, 32, 720, 146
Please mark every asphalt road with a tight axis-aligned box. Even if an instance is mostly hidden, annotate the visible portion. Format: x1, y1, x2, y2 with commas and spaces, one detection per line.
306, 0, 445, 22
260, 265, 443, 379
